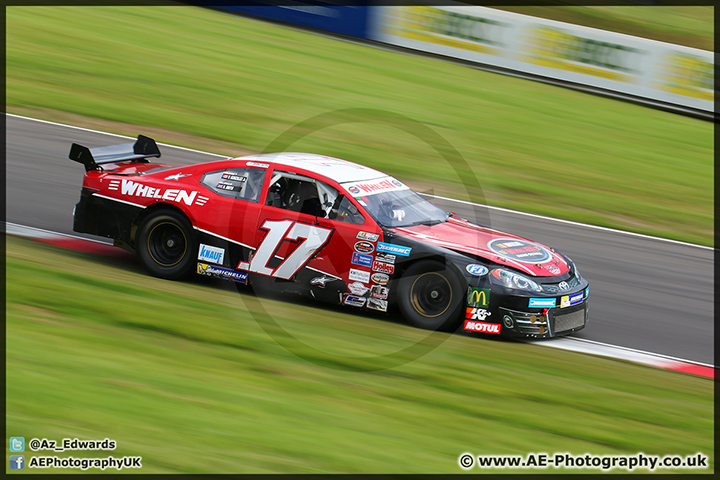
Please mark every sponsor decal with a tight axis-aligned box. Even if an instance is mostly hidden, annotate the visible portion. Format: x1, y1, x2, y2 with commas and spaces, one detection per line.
545, 263, 561, 275
370, 284, 389, 300
356, 231, 380, 242
107, 180, 121, 190
197, 263, 248, 283
354, 241, 375, 254
348, 281, 369, 296
216, 182, 237, 191
164, 173, 191, 181
310, 275, 336, 288
344, 177, 409, 196
246, 162, 269, 168
116, 179, 208, 206
198, 244, 225, 264
221, 172, 247, 182
348, 268, 371, 283
463, 320, 501, 334
343, 294, 366, 308
375, 252, 396, 264
529, 297, 557, 308
371, 272, 390, 284
465, 307, 492, 321
465, 264, 489, 276
585, 286, 589, 298
466, 287, 490, 308
561, 291, 584, 308
487, 238, 551, 263
372, 260, 394, 274
367, 297, 388, 312
351, 252, 373, 267
377, 242, 412, 256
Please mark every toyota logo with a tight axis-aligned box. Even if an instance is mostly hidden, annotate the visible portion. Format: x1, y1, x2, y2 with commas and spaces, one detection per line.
558, 281, 569, 291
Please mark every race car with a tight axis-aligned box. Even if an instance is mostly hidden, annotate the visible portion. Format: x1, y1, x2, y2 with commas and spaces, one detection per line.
70, 135, 589, 338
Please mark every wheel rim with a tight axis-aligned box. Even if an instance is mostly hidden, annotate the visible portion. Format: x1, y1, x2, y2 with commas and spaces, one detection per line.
409, 272, 453, 318
147, 221, 187, 267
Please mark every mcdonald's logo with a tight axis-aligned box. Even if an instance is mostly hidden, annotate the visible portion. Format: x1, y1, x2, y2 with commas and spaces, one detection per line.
467, 287, 490, 308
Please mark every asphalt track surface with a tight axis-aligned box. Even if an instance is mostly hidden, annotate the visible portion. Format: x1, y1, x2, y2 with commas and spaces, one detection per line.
5, 114, 714, 365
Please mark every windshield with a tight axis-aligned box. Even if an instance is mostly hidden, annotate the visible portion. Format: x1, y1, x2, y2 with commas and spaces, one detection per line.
342, 178, 449, 228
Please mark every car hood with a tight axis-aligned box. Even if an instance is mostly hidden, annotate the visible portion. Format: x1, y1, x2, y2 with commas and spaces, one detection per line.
391, 216, 570, 277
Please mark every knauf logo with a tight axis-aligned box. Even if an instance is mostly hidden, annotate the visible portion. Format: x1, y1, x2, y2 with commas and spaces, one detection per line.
198, 244, 225, 264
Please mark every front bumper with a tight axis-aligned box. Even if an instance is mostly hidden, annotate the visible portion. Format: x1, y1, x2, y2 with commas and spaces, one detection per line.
462, 278, 589, 338
498, 300, 588, 338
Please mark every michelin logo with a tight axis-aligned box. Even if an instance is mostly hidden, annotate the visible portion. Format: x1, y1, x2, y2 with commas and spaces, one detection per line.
197, 263, 247, 283
561, 291, 584, 308
198, 244, 225, 264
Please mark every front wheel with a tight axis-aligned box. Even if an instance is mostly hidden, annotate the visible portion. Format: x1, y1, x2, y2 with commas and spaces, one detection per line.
137, 210, 197, 280
397, 260, 464, 331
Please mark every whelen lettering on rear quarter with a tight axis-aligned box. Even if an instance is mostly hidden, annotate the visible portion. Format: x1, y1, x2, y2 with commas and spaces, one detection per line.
109, 179, 208, 206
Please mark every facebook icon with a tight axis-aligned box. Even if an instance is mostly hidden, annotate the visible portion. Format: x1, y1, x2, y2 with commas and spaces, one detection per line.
10, 455, 25, 470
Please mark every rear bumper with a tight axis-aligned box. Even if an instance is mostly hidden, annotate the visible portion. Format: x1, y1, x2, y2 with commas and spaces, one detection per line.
73, 192, 141, 245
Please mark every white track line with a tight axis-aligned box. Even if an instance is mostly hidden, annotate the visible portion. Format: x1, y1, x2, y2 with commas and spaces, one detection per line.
6, 113, 227, 158
524, 337, 714, 369
5, 222, 113, 245
4, 221, 713, 372
7, 112, 713, 252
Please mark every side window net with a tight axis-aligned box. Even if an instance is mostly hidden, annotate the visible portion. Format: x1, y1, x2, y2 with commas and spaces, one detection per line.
266, 171, 334, 218
264, 171, 365, 225
328, 195, 365, 225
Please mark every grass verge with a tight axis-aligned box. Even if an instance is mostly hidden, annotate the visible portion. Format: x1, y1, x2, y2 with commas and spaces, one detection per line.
5, 235, 714, 473
5, 5, 713, 246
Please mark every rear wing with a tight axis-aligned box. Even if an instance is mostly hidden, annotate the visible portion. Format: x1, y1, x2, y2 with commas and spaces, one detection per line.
69, 134, 161, 172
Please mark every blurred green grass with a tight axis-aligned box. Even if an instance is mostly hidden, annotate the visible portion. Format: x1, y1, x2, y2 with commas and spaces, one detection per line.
5, 236, 714, 473
5, 5, 713, 246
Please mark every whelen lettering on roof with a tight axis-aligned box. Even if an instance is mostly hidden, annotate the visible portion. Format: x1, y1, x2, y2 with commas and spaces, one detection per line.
234, 153, 385, 184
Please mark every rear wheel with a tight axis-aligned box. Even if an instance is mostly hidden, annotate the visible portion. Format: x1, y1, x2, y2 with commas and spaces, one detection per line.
397, 260, 464, 331
137, 210, 197, 280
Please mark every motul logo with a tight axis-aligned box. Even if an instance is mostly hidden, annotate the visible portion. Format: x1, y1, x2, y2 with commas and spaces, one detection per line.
463, 320, 501, 334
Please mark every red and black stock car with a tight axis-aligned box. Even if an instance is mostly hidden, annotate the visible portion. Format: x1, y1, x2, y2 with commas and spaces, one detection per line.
71, 135, 588, 338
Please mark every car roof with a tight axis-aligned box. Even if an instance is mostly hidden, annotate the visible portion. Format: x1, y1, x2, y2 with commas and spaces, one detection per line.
232, 152, 388, 184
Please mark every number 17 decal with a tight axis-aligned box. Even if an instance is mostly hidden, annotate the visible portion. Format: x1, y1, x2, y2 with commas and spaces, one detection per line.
238, 219, 333, 280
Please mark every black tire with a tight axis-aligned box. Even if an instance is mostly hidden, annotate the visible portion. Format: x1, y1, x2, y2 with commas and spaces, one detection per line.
397, 260, 465, 331
137, 209, 197, 280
